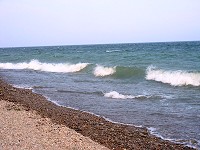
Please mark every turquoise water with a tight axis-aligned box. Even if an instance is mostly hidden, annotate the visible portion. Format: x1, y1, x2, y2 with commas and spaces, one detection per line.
0, 41, 200, 148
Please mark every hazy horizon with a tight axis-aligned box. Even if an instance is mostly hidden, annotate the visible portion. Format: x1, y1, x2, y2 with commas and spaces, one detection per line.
1, 40, 200, 49
1, 0, 200, 47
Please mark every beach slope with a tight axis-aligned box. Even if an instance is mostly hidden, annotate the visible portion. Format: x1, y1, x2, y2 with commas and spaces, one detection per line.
0, 78, 195, 150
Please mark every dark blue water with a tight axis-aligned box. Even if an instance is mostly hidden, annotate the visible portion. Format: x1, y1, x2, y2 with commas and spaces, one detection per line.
0, 41, 200, 148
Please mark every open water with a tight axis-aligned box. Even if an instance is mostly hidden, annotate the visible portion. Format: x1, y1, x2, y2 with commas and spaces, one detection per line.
0, 41, 200, 148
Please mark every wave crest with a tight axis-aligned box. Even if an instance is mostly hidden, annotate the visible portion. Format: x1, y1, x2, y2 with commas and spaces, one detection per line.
146, 66, 200, 86
93, 65, 116, 77
104, 91, 150, 99
0, 60, 89, 73
104, 91, 135, 99
106, 50, 122, 53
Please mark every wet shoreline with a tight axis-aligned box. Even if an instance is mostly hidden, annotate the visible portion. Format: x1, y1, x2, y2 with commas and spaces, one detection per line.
0, 78, 195, 150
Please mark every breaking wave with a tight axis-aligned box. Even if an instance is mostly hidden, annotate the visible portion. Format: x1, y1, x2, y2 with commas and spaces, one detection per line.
146, 66, 200, 86
104, 91, 152, 99
93, 65, 116, 77
0, 60, 89, 73
106, 50, 122, 53
93, 65, 144, 78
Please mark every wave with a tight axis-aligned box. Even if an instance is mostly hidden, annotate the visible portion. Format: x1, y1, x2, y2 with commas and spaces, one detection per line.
147, 127, 199, 149
104, 91, 135, 99
93, 65, 144, 78
0, 60, 144, 79
56, 89, 103, 96
114, 66, 144, 78
106, 50, 122, 53
146, 66, 200, 86
0, 60, 89, 73
104, 91, 152, 100
93, 65, 116, 77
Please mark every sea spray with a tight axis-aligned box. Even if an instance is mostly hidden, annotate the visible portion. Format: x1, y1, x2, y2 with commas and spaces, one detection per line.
146, 66, 200, 86
0, 59, 89, 73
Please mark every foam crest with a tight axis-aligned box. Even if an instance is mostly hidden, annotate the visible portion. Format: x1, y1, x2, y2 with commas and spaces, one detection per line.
146, 66, 200, 86
93, 65, 116, 77
106, 50, 121, 53
0, 60, 88, 73
104, 91, 136, 99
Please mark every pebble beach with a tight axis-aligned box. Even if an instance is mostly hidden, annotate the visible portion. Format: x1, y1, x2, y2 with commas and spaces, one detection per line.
0, 78, 195, 150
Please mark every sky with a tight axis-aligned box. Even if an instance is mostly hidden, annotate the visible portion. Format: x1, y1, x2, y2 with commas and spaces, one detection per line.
0, 0, 200, 47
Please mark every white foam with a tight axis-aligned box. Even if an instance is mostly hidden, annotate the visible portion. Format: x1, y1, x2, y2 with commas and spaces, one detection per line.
12, 84, 33, 90
147, 127, 199, 149
106, 50, 121, 53
0, 60, 89, 73
146, 66, 200, 86
93, 65, 116, 77
147, 127, 165, 139
104, 91, 137, 99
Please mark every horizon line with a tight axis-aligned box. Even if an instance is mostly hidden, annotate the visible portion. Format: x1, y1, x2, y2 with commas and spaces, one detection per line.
0, 40, 199, 49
